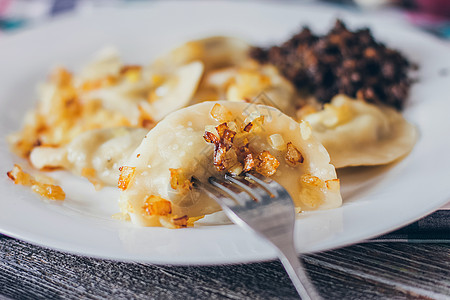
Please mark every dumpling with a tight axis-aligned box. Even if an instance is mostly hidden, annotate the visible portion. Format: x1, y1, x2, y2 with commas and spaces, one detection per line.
152, 36, 250, 73
196, 60, 298, 115
77, 47, 122, 81
8, 49, 203, 160
303, 95, 417, 168
119, 101, 342, 227
79, 49, 204, 124
152, 36, 253, 106
30, 127, 148, 187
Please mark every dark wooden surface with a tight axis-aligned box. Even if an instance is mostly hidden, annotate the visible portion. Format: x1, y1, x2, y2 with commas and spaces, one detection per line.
0, 235, 448, 300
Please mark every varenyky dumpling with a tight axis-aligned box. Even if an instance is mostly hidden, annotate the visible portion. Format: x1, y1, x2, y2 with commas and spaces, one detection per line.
80, 48, 204, 123
118, 101, 342, 228
303, 95, 417, 168
152, 36, 250, 73
8, 49, 204, 159
30, 127, 148, 187
196, 60, 298, 115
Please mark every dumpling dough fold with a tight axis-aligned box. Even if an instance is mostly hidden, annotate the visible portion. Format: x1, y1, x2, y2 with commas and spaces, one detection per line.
119, 101, 342, 227
304, 95, 417, 168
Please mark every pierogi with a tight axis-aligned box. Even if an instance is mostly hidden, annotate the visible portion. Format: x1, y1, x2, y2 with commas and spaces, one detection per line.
8, 48, 203, 159
119, 101, 342, 227
30, 127, 148, 186
197, 61, 298, 115
152, 36, 251, 73
6, 33, 419, 230
303, 95, 417, 168
79, 48, 204, 123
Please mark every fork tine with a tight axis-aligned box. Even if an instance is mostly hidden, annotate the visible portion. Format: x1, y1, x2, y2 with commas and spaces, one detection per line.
244, 172, 279, 196
194, 175, 317, 299
208, 177, 255, 206
224, 173, 271, 203
191, 177, 237, 207
244, 173, 295, 206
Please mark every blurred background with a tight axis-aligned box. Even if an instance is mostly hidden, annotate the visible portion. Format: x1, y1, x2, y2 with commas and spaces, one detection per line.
0, 0, 449, 39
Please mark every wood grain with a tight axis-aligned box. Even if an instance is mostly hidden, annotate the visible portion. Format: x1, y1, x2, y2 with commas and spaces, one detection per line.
0, 236, 449, 299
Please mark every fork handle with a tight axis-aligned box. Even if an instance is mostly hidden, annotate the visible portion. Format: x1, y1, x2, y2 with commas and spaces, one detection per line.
276, 243, 322, 300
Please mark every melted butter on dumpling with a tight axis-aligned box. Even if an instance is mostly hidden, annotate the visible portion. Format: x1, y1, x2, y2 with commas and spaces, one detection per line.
119, 101, 342, 228
304, 95, 417, 168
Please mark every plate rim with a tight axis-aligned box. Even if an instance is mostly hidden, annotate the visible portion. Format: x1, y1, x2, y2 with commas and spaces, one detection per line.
0, 1, 449, 265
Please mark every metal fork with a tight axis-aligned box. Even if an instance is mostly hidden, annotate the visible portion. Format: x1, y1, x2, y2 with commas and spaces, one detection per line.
193, 173, 321, 300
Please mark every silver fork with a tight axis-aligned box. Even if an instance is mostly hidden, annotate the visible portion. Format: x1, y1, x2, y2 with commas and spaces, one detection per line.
193, 173, 321, 300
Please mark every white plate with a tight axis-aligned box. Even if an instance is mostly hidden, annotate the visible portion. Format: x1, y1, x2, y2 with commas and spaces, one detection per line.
0, 1, 449, 265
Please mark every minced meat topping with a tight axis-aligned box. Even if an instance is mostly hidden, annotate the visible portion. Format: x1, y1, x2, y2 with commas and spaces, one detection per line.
250, 20, 414, 110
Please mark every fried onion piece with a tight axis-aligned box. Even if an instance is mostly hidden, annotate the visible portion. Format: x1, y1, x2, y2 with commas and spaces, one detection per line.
212, 143, 228, 171
9, 66, 132, 160
142, 195, 172, 216
203, 123, 238, 171
203, 122, 283, 177
169, 168, 192, 192
215, 123, 236, 149
255, 151, 280, 177
31, 183, 65, 201
243, 154, 255, 172
7, 164, 65, 201
203, 131, 219, 144
237, 144, 254, 173
7, 164, 33, 186
210, 103, 233, 123
285, 142, 304, 166
118, 166, 136, 191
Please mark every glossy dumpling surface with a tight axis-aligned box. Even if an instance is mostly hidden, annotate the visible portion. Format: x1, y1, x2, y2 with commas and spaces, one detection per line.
304, 95, 417, 168
119, 101, 342, 227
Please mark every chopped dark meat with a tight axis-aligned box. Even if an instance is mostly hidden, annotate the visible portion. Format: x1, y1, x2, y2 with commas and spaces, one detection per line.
250, 20, 414, 110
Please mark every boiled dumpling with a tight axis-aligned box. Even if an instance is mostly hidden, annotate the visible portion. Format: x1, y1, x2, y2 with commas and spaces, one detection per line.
9, 49, 204, 160
147, 61, 204, 120
151, 36, 251, 107
30, 127, 148, 186
80, 49, 204, 124
152, 36, 250, 73
303, 95, 417, 168
77, 47, 122, 81
197, 60, 298, 115
118, 101, 342, 227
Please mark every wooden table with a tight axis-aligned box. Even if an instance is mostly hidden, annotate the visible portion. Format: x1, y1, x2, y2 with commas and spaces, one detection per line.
0, 234, 448, 299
